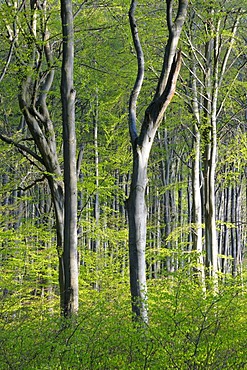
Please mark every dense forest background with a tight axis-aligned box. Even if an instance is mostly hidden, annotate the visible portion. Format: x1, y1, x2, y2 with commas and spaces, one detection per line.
0, 0, 247, 368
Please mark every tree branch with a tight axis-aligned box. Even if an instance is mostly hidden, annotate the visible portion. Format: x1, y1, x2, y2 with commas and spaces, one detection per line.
155, 0, 188, 99
36, 32, 55, 120
0, 132, 45, 165
128, 0, 144, 146
140, 50, 182, 142
0, 37, 16, 84
218, 11, 241, 87
166, 0, 173, 33
18, 175, 46, 192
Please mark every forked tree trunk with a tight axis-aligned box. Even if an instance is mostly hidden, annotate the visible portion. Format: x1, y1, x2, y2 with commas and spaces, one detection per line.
127, 0, 188, 323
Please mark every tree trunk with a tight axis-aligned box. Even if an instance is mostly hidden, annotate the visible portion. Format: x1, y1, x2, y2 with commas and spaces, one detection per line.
202, 32, 218, 280
92, 94, 100, 290
191, 68, 203, 257
60, 0, 78, 316
127, 0, 188, 322
204, 120, 218, 278
127, 145, 150, 323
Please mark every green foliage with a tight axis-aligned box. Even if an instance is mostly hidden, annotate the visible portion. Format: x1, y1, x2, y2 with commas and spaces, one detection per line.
0, 220, 58, 320
0, 0, 247, 368
1, 268, 247, 369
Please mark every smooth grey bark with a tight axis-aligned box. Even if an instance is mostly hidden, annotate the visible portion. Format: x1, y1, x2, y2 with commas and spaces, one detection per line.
60, 0, 78, 315
127, 0, 188, 323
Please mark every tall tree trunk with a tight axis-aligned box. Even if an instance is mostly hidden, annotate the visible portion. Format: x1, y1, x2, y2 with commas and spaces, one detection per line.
60, 0, 78, 316
192, 127, 204, 267
92, 94, 100, 290
204, 115, 218, 278
127, 0, 188, 323
127, 145, 150, 323
203, 31, 218, 279
187, 54, 205, 283
191, 65, 203, 257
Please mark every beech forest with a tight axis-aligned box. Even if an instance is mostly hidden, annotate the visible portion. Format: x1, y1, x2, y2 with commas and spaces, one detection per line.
0, 0, 247, 368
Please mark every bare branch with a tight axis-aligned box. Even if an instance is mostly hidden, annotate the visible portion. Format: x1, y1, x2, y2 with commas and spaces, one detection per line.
18, 175, 46, 192
219, 11, 241, 87
182, 58, 205, 87
184, 32, 206, 74
0, 132, 45, 165
73, 0, 88, 18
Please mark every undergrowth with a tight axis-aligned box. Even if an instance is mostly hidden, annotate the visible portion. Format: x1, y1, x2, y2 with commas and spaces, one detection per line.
0, 273, 247, 369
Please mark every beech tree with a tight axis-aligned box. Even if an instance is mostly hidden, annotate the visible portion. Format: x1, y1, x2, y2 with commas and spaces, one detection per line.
127, 0, 188, 323
0, 0, 78, 316
60, 0, 78, 315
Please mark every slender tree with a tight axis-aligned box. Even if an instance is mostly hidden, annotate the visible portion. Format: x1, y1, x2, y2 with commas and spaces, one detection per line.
60, 0, 78, 316
127, 0, 188, 323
